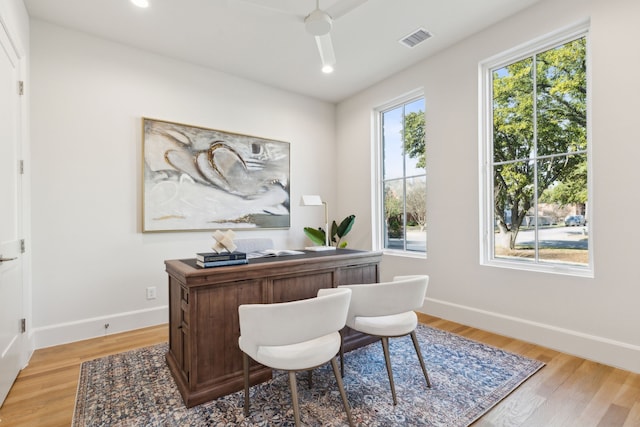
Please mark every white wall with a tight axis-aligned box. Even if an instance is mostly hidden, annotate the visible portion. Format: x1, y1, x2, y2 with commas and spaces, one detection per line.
336, 0, 640, 373
29, 21, 337, 347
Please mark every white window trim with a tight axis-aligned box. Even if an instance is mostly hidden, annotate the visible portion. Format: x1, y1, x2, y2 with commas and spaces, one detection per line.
373, 88, 426, 258
478, 21, 594, 278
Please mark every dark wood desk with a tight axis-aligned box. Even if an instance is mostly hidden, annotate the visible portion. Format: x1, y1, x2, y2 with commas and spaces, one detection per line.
165, 249, 382, 407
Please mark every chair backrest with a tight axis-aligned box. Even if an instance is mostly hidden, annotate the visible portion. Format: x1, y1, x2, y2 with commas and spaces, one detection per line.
238, 287, 352, 359
339, 275, 429, 327
234, 238, 274, 253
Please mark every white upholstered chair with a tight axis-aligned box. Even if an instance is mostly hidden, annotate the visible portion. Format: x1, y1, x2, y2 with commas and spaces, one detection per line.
238, 287, 354, 427
339, 275, 431, 405
234, 238, 274, 253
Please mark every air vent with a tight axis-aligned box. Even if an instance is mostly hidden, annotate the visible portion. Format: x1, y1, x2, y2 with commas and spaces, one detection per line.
399, 28, 432, 48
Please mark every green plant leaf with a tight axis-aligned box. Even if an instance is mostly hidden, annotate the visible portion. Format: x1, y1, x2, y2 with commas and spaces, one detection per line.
330, 221, 338, 243
304, 215, 355, 247
336, 215, 356, 238
303, 227, 326, 245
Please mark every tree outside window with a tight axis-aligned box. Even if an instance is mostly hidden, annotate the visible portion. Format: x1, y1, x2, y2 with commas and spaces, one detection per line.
381, 97, 426, 253
488, 33, 589, 270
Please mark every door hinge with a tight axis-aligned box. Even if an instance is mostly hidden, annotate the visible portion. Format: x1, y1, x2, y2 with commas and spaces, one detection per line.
21, 318, 26, 333
20, 239, 25, 253
18, 80, 24, 96
20, 160, 24, 174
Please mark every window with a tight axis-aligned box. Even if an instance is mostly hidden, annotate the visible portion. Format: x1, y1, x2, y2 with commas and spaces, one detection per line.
480, 25, 591, 276
379, 95, 426, 254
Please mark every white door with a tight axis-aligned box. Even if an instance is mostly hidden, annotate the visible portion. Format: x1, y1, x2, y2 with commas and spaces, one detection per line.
0, 19, 25, 407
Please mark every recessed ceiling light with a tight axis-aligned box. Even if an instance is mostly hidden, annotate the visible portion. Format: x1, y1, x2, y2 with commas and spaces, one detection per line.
322, 65, 334, 74
131, 0, 149, 8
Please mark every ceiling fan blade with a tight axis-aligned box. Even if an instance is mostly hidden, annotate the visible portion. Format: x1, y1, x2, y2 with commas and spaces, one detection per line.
325, 0, 368, 19
315, 33, 336, 70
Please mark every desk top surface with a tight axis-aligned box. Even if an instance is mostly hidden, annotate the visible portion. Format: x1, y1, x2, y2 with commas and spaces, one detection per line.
165, 249, 382, 284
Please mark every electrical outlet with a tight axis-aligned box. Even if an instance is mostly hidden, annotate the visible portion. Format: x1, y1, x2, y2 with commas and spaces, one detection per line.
146, 286, 157, 300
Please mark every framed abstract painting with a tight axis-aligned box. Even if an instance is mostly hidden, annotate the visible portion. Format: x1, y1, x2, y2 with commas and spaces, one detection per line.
142, 118, 290, 232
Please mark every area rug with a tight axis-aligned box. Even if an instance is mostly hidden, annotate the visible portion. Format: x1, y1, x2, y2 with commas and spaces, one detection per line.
72, 324, 544, 426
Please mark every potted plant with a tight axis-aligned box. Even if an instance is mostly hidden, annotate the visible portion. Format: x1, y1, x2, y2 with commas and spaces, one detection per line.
304, 215, 356, 248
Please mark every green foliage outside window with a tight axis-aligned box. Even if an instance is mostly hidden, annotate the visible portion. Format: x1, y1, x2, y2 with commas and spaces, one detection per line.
492, 36, 587, 251
382, 98, 427, 252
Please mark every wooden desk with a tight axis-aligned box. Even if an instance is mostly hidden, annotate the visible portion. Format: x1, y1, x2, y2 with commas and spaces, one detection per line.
165, 249, 382, 407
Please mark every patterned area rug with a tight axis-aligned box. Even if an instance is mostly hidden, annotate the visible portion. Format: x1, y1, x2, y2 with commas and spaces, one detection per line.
73, 324, 544, 426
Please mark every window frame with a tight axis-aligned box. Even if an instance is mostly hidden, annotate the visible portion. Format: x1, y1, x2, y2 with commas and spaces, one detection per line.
374, 90, 427, 258
479, 23, 593, 277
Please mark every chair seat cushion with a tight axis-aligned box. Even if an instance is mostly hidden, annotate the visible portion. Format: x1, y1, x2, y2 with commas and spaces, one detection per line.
255, 332, 340, 371
353, 311, 417, 337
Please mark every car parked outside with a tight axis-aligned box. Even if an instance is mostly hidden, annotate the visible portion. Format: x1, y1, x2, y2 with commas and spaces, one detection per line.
564, 215, 586, 226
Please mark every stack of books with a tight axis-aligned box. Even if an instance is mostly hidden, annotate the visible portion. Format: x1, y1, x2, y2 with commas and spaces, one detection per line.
196, 251, 248, 268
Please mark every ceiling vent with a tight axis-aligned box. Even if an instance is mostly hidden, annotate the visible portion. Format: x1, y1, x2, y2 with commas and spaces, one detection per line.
399, 28, 432, 48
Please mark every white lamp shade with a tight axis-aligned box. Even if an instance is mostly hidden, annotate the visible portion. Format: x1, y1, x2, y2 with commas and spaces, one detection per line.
300, 195, 323, 206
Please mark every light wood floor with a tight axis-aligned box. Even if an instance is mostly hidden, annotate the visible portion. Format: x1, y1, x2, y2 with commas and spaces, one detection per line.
0, 315, 638, 426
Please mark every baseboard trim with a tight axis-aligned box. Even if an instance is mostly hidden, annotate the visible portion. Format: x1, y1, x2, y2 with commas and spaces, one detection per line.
423, 298, 640, 374
32, 306, 168, 349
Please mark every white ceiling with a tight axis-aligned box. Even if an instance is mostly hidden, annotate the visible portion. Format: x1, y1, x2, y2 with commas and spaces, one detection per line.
24, 0, 540, 103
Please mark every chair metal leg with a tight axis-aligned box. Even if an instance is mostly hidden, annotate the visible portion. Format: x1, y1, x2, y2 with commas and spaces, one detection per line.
289, 371, 301, 427
410, 330, 432, 388
380, 337, 398, 405
243, 352, 250, 416
339, 331, 345, 377
331, 357, 355, 427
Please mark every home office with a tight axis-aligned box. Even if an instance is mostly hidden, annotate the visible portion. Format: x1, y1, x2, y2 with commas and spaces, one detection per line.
1, 0, 639, 425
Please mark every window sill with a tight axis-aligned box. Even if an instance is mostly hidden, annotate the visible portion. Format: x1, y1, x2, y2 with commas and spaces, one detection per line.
383, 249, 426, 260
481, 258, 594, 278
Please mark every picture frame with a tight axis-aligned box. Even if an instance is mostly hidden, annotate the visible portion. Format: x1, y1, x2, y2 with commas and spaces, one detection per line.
142, 118, 290, 232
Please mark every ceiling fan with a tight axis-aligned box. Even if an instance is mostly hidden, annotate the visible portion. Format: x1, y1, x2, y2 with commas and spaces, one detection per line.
235, 0, 368, 73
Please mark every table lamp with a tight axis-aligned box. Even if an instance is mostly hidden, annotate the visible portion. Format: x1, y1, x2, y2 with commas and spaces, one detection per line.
300, 195, 336, 251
